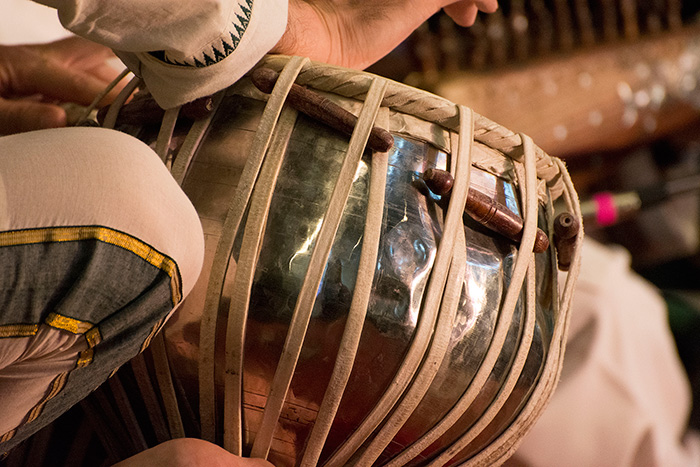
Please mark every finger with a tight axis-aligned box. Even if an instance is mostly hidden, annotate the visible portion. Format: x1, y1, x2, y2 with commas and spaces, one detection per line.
443, 2, 480, 27
29, 36, 125, 89
85, 61, 125, 85
475, 0, 499, 13
16, 59, 117, 107
0, 99, 66, 135
28, 36, 116, 70
68, 60, 128, 106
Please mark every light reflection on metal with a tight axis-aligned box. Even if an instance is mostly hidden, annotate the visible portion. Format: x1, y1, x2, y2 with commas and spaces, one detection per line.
466, 252, 501, 319
504, 181, 520, 216
353, 160, 368, 183
289, 218, 323, 272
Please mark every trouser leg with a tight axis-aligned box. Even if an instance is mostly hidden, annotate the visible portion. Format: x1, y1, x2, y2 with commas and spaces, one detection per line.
0, 127, 204, 452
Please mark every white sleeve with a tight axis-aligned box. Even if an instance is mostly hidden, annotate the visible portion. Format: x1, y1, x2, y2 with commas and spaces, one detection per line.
37, 0, 288, 108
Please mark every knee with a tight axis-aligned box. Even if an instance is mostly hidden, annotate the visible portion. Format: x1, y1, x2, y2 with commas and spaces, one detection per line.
81, 127, 206, 298
79, 127, 205, 296
0, 127, 204, 297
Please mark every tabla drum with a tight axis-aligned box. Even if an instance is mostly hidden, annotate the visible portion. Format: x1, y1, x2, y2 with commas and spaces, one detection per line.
98, 55, 582, 466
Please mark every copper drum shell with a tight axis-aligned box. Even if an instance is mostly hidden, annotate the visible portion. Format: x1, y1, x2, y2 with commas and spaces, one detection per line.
110, 56, 575, 466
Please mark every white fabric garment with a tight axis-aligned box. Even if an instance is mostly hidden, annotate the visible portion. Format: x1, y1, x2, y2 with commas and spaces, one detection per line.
0, 127, 204, 440
0, 326, 87, 435
0, 127, 204, 296
0, 0, 279, 446
37, 0, 288, 108
514, 239, 700, 467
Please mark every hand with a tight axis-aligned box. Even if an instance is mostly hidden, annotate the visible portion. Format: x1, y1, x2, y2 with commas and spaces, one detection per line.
272, 0, 498, 70
0, 36, 124, 135
113, 438, 274, 467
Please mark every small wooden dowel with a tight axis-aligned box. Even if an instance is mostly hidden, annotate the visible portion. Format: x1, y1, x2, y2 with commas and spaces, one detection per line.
553, 212, 579, 270
251, 67, 394, 153
423, 167, 550, 253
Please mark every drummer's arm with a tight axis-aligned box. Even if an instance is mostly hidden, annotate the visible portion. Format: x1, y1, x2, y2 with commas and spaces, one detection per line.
33, 0, 497, 110
0, 37, 124, 135
271, 0, 498, 70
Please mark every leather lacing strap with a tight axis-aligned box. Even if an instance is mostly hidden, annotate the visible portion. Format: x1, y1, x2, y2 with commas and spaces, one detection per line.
155, 107, 180, 167
222, 105, 299, 453
130, 353, 170, 444
323, 107, 475, 467
260, 56, 567, 202
463, 159, 583, 467
249, 71, 389, 460
106, 374, 149, 453
155, 94, 227, 441
149, 333, 185, 439
171, 92, 225, 185
430, 135, 541, 467
77, 68, 132, 126
197, 55, 309, 446
299, 106, 391, 467
102, 75, 141, 130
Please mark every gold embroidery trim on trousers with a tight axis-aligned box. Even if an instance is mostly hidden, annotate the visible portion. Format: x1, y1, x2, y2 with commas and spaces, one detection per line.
45, 312, 93, 334
1, 348, 96, 444
0, 428, 16, 444
76, 348, 94, 368
0, 324, 39, 338
85, 327, 102, 348
0, 226, 182, 305
0, 225, 181, 445
140, 316, 166, 352
24, 371, 69, 425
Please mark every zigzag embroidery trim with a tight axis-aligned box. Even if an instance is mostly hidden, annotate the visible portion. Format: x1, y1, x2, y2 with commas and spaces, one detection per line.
150, 0, 253, 68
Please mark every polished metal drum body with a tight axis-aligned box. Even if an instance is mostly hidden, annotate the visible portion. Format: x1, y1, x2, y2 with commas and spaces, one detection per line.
109, 56, 579, 466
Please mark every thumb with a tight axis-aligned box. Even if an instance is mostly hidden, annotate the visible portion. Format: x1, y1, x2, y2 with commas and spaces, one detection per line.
0, 98, 67, 135
443, 2, 479, 27
443, 0, 498, 27
14, 56, 115, 107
